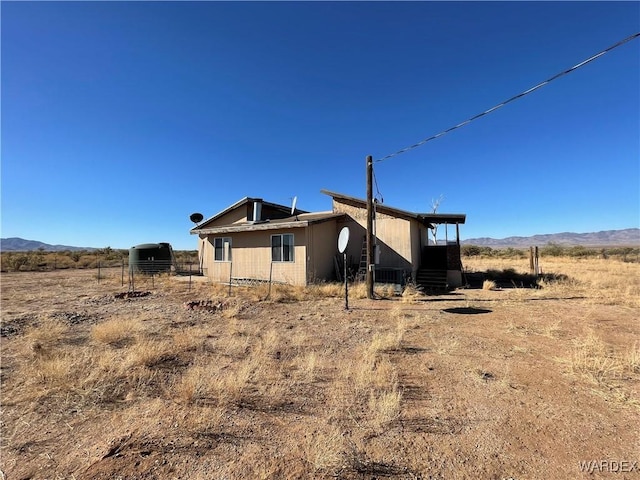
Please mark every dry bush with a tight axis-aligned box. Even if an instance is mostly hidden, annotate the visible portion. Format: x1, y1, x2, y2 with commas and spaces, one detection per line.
482, 279, 497, 291
307, 282, 342, 298
174, 364, 216, 404
300, 425, 345, 474
570, 332, 633, 383
24, 317, 69, 354
376, 283, 397, 298
347, 282, 395, 299
370, 356, 398, 390
368, 383, 402, 431
294, 351, 319, 383
401, 283, 424, 302
174, 353, 263, 408
125, 338, 174, 368
33, 353, 76, 387
92, 316, 142, 345
268, 283, 308, 302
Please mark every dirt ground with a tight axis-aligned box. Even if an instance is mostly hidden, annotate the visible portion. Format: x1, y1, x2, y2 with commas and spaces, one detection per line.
1, 264, 638, 479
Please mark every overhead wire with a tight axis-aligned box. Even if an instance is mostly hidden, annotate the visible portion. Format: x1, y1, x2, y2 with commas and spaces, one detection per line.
372, 169, 384, 203
375, 32, 640, 164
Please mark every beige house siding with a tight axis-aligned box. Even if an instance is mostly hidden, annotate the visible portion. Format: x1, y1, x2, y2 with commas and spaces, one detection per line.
207, 208, 248, 227
332, 198, 415, 271
307, 220, 339, 282
199, 229, 308, 286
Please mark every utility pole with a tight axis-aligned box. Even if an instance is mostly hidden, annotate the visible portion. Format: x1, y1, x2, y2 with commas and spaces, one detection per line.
366, 155, 374, 299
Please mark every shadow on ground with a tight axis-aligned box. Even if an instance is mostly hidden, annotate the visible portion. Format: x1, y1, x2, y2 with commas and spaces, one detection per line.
442, 307, 492, 315
464, 269, 569, 289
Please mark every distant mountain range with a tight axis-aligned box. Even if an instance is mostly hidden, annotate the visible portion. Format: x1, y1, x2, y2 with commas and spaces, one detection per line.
0, 237, 95, 252
463, 228, 639, 247
1, 229, 638, 252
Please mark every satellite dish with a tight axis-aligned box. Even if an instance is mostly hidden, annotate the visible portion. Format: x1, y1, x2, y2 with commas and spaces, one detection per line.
190, 212, 204, 224
338, 226, 350, 253
290, 196, 298, 215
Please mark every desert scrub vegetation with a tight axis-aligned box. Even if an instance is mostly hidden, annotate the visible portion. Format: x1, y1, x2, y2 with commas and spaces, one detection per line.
464, 255, 640, 308
462, 243, 640, 262
0, 248, 199, 272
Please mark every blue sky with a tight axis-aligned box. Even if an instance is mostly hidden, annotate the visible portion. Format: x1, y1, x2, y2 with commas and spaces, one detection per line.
2, 1, 638, 250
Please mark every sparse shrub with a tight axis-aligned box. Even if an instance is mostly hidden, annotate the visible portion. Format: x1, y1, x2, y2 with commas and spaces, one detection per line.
461, 245, 495, 257
570, 332, 623, 385
4, 253, 29, 272
482, 279, 497, 290
302, 426, 345, 474
401, 283, 423, 303
92, 317, 142, 346
541, 242, 566, 257
368, 384, 402, 431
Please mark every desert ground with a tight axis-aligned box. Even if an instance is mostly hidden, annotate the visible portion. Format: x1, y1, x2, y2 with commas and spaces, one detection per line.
1, 256, 638, 479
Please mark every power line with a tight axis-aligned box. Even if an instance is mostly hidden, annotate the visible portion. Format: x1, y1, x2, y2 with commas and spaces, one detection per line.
372, 169, 383, 203
375, 32, 640, 164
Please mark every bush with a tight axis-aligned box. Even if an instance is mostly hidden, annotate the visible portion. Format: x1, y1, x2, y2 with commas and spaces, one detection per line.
541, 242, 566, 257
461, 245, 495, 257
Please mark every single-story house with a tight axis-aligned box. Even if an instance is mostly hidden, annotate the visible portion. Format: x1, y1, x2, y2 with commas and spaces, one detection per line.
190, 191, 466, 289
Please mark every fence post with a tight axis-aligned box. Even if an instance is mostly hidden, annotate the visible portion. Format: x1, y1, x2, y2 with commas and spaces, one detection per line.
267, 261, 273, 300
97, 261, 101, 284
529, 247, 534, 275
228, 261, 233, 297
121, 259, 125, 287
188, 262, 192, 292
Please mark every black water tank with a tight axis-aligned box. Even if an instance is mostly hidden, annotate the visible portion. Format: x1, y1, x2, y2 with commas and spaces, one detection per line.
129, 243, 174, 274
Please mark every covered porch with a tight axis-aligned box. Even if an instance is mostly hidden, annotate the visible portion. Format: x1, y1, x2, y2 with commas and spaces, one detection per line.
417, 216, 465, 291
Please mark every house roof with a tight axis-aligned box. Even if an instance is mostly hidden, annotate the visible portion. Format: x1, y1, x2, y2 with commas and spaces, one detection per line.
320, 190, 466, 225
191, 211, 345, 235
190, 197, 309, 233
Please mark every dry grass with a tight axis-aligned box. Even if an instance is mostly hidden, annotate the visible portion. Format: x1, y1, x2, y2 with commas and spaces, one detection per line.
482, 279, 497, 290
2, 258, 639, 479
465, 256, 640, 307
569, 331, 625, 384
301, 426, 346, 474
92, 316, 142, 345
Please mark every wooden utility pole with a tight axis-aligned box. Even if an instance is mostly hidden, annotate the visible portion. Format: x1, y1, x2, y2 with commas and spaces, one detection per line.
366, 155, 374, 299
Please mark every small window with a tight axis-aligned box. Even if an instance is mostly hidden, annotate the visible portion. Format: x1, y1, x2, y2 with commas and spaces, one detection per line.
271, 234, 294, 262
214, 237, 232, 262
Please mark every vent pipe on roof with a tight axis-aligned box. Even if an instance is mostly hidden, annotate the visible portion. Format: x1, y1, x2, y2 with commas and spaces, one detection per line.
253, 201, 262, 222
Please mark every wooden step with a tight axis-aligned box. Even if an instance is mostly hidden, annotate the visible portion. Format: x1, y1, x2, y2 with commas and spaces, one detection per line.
416, 269, 448, 290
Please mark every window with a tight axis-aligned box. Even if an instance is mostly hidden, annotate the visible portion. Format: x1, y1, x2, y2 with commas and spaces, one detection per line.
271, 234, 294, 262
214, 237, 232, 262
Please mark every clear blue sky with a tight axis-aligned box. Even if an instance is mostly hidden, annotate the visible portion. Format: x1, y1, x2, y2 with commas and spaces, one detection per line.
2, 1, 638, 250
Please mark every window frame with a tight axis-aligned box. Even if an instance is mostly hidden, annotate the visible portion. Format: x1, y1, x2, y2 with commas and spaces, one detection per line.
213, 237, 232, 262
271, 233, 294, 262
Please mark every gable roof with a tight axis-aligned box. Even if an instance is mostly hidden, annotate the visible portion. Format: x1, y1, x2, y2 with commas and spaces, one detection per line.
190, 197, 309, 233
190, 211, 345, 235
321, 189, 466, 225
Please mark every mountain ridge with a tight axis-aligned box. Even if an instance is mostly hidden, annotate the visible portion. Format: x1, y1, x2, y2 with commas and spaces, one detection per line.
0, 237, 96, 252
2, 229, 638, 252
462, 228, 639, 247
